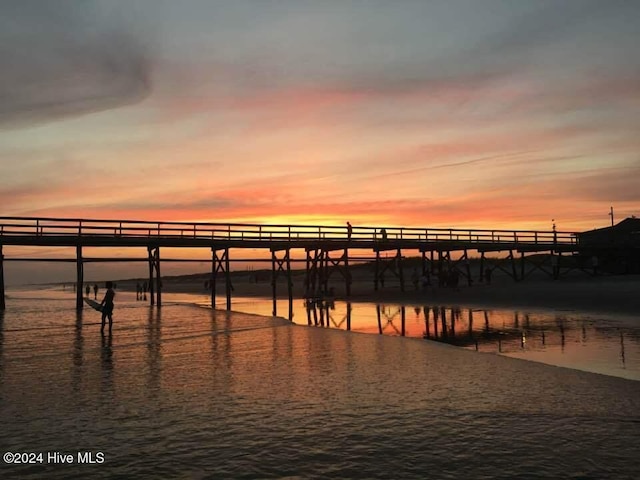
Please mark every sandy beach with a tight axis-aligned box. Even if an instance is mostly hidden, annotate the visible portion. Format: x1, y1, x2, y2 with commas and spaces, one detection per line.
119, 270, 640, 317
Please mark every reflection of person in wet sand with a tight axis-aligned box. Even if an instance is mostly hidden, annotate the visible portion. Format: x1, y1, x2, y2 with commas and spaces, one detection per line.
100, 281, 116, 335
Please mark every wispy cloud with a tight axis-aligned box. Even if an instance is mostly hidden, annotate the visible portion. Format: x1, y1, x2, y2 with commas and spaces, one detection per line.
0, 1, 151, 129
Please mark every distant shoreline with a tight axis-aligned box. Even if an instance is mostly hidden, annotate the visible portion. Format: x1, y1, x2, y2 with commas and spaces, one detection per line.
16, 271, 640, 317
150, 273, 640, 317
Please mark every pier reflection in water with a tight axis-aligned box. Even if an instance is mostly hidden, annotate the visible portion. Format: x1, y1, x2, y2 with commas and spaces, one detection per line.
299, 298, 639, 380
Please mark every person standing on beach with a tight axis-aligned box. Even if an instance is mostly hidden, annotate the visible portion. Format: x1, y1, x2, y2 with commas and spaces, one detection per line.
93, 283, 98, 300
100, 281, 116, 335
85, 284, 90, 297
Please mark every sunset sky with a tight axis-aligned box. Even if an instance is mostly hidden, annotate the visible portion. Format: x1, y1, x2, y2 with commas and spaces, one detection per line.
1, 0, 639, 234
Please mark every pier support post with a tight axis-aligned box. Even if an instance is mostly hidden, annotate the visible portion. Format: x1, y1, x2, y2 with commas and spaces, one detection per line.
554, 252, 562, 280
322, 249, 350, 297
225, 248, 231, 310
286, 249, 293, 315
374, 248, 404, 290
271, 252, 277, 316
210, 247, 231, 310
210, 250, 216, 309
147, 246, 161, 307
304, 248, 319, 297
76, 245, 83, 311
397, 248, 405, 292
344, 248, 351, 297
374, 250, 381, 291
464, 249, 472, 286
305, 248, 350, 298
155, 247, 162, 307
0, 243, 5, 310
271, 249, 292, 317
509, 250, 518, 281
148, 246, 155, 307
319, 250, 328, 294
421, 250, 434, 283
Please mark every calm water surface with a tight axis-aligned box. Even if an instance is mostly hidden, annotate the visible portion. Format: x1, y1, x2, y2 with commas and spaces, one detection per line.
189, 293, 640, 381
1, 287, 639, 479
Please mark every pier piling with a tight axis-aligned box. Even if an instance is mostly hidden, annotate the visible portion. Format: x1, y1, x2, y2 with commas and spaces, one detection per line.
0, 244, 5, 310
76, 245, 83, 311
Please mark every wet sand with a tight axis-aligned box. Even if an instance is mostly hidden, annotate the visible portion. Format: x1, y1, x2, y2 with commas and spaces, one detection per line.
125, 273, 640, 316
1, 294, 639, 478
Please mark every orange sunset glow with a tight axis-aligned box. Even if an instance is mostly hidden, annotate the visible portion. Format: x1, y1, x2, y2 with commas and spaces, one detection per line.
1, 1, 638, 234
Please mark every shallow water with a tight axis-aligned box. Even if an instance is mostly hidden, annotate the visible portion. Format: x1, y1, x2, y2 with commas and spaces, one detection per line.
1, 288, 639, 478
161, 291, 640, 381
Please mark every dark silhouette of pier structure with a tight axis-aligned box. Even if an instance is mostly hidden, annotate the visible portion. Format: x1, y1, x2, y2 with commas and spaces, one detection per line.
0, 216, 581, 313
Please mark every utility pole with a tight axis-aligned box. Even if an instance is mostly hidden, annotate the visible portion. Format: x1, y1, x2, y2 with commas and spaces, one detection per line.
609, 206, 614, 227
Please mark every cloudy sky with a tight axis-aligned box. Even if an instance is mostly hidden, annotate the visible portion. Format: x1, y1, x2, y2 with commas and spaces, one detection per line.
1, 0, 639, 233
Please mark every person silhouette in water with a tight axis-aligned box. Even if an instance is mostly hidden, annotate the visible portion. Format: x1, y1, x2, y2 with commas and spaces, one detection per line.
100, 281, 116, 335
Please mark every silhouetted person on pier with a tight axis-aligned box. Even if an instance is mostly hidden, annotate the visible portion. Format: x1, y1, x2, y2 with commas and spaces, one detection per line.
100, 281, 115, 335
347, 222, 353, 241
381, 228, 387, 241
93, 283, 98, 300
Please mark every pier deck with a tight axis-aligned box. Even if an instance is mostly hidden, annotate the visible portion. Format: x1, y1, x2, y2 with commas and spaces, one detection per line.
1, 216, 581, 312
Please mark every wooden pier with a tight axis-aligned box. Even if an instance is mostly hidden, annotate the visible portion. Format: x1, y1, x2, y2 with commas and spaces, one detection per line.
0, 216, 582, 314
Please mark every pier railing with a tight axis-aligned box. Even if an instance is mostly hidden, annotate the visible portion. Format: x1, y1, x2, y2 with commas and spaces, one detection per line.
0, 216, 578, 247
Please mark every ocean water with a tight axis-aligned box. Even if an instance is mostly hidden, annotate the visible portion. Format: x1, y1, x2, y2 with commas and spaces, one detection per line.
175, 292, 640, 381
1, 288, 639, 479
